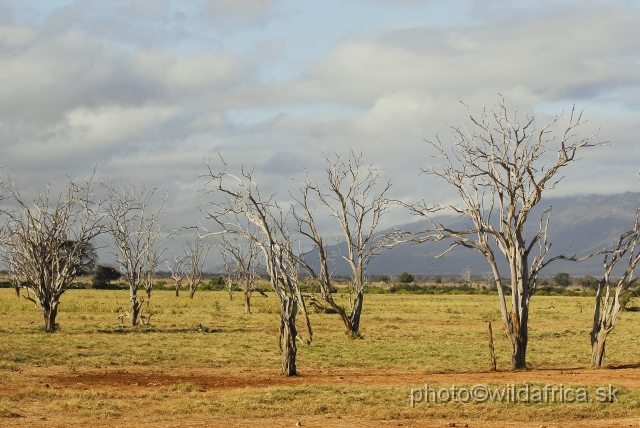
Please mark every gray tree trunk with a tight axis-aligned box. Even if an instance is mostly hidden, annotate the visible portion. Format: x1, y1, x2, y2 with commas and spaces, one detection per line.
591, 327, 608, 367
130, 288, 141, 326
43, 300, 58, 333
279, 296, 298, 376
244, 291, 251, 314
348, 289, 364, 337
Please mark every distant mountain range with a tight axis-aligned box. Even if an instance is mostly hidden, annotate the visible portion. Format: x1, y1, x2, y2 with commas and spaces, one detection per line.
323, 192, 640, 279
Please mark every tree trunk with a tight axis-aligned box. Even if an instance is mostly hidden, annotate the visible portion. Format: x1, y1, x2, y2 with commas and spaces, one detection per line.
228, 282, 233, 300
175, 287, 179, 297
488, 322, 496, 371
146, 288, 152, 300
591, 326, 608, 367
189, 287, 196, 299
510, 312, 528, 369
43, 301, 58, 333
279, 296, 297, 376
348, 289, 364, 337
244, 291, 251, 314
130, 289, 140, 326
13, 284, 20, 297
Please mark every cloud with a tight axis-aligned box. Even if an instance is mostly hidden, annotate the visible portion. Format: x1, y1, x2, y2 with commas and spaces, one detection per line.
292, 4, 640, 110
202, 0, 275, 25
258, 151, 319, 176
1, 1, 640, 268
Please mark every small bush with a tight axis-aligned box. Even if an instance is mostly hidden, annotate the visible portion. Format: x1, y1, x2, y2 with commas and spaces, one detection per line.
209, 275, 225, 286
552, 272, 572, 288
397, 272, 414, 284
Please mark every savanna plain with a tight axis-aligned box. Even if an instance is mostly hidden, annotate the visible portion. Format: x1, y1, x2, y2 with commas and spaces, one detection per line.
2, 285, 640, 428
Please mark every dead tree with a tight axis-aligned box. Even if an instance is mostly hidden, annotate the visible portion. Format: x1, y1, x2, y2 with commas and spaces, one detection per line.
461, 267, 472, 284
0, 177, 103, 332
143, 243, 163, 300
103, 180, 166, 326
202, 159, 312, 376
293, 151, 393, 337
221, 258, 234, 300
6, 251, 22, 297
219, 233, 262, 314
402, 100, 603, 369
591, 208, 640, 367
185, 235, 212, 299
166, 253, 187, 297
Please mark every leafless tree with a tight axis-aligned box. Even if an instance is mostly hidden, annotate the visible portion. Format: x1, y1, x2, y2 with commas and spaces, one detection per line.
143, 242, 164, 300
293, 151, 394, 337
166, 253, 187, 297
202, 159, 312, 376
219, 233, 263, 314
220, 259, 234, 300
591, 208, 640, 366
103, 180, 166, 326
481, 271, 495, 287
0, 177, 103, 332
6, 250, 22, 297
184, 235, 212, 299
460, 266, 472, 284
401, 100, 603, 369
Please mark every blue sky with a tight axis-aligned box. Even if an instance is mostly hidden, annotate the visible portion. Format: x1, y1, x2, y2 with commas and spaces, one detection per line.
1, 0, 640, 266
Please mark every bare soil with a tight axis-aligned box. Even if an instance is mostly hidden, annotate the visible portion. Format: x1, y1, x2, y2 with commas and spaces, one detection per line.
34, 364, 640, 391
3, 365, 640, 427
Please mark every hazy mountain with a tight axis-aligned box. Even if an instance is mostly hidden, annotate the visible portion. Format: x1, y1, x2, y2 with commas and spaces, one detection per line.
322, 192, 640, 279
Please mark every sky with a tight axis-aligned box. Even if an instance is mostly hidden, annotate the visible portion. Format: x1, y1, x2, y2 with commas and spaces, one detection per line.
1, 0, 639, 268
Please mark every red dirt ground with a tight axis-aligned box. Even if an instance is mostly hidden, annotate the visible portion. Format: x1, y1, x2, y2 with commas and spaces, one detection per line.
3, 365, 640, 427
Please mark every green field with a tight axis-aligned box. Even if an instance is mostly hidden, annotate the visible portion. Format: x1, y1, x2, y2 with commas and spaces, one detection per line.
1, 288, 640, 426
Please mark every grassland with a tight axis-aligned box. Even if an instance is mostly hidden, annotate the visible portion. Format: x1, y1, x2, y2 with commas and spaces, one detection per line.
1, 286, 640, 427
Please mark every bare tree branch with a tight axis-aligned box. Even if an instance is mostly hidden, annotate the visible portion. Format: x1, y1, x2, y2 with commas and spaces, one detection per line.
591, 207, 640, 366
200, 156, 311, 376
399, 99, 604, 368
0, 175, 104, 332
292, 150, 395, 336
102, 179, 167, 326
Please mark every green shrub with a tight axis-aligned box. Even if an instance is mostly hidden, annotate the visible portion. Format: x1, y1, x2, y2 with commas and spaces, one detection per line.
397, 272, 414, 284
209, 275, 225, 286
92, 265, 122, 289
552, 272, 571, 288
152, 280, 167, 290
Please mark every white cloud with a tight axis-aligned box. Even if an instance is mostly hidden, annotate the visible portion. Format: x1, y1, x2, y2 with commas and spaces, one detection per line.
1, 1, 640, 267
202, 0, 275, 25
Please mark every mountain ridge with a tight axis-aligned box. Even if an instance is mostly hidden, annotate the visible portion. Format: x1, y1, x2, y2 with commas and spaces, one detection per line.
323, 192, 640, 278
